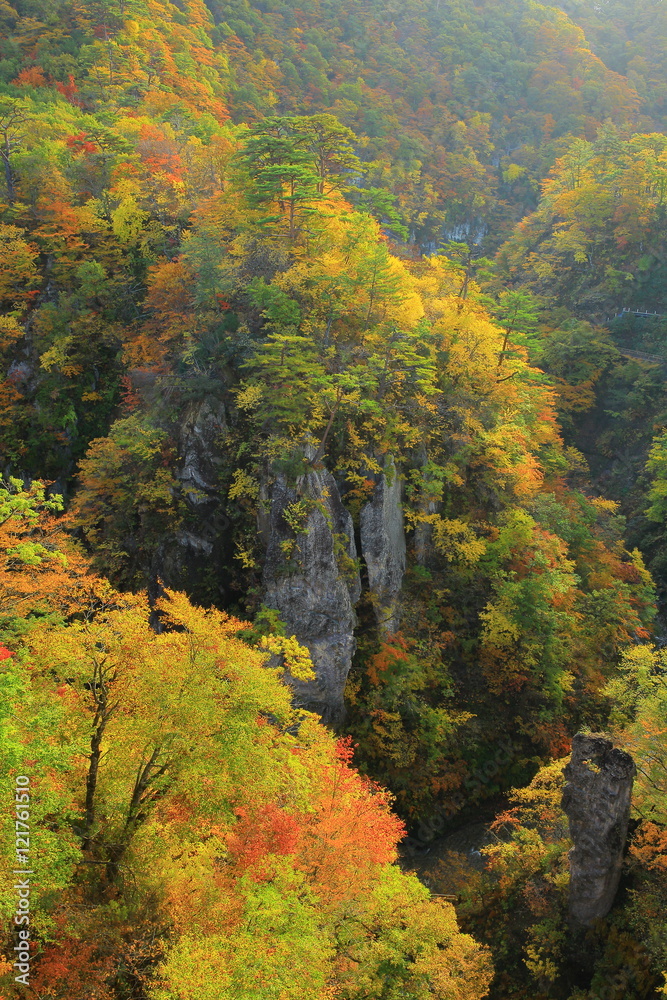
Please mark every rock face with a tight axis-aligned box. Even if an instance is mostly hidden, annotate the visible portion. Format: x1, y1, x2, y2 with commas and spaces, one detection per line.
262, 467, 361, 725
562, 733, 636, 925
178, 397, 228, 507
154, 397, 231, 603
359, 460, 406, 634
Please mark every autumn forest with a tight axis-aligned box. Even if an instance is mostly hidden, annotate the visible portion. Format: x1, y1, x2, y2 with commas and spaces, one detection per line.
3, 0, 667, 997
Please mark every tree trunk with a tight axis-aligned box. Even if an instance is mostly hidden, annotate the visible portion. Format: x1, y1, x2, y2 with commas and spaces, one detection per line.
2, 146, 14, 203
82, 717, 107, 851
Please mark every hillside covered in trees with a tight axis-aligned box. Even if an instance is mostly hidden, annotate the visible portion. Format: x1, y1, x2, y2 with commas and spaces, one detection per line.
3, 0, 667, 998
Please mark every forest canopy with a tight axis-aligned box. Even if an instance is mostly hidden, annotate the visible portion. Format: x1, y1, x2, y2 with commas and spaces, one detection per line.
3, 0, 667, 997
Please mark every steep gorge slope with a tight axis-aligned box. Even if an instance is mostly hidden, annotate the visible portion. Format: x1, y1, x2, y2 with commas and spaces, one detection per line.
0, 0, 662, 825
2, 4, 667, 997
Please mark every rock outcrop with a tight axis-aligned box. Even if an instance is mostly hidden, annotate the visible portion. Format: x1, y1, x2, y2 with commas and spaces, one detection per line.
562, 733, 636, 925
262, 466, 361, 725
178, 397, 228, 507
359, 459, 406, 634
154, 397, 231, 602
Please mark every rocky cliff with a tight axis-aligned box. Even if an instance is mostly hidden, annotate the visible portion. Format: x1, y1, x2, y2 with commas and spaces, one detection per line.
262, 465, 361, 725
562, 733, 636, 925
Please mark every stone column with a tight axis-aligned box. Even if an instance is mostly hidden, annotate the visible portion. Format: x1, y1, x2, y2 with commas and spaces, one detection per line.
262, 467, 361, 726
359, 458, 406, 635
561, 733, 636, 925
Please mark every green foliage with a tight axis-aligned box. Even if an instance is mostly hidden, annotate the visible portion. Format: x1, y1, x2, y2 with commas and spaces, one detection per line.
646, 430, 667, 526
498, 130, 667, 315
346, 632, 473, 820
454, 760, 571, 997
72, 415, 180, 589
0, 476, 62, 528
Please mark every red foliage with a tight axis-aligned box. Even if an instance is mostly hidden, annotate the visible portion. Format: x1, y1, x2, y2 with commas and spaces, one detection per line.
30, 938, 114, 999
119, 374, 142, 414
298, 746, 405, 904
535, 719, 571, 758
616, 561, 642, 583
227, 802, 301, 877
367, 635, 411, 686
0, 644, 12, 660
55, 74, 82, 106
334, 734, 356, 765
66, 132, 99, 156
137, 124, 183, 179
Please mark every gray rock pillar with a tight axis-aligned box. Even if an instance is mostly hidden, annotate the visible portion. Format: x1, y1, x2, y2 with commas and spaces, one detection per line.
359, 458, 406, 634
561, 733, 636, 925
262, 467, 361, 725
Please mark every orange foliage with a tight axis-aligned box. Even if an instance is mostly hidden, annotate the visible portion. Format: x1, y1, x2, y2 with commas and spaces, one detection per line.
367, 635, 411, 686
30, 939, 114, 1000
221, 737, 405, 906
118, 373, 143, 414
479, 645, 531, 695
0, 380, 24, 448
11, 65, 47, 87
138, 123, 183, 180
297, 737, 404, 906
0, 497, 91, 617
630, 822, 667, 873
55, 74, 82, 106
129, 258, 198, 365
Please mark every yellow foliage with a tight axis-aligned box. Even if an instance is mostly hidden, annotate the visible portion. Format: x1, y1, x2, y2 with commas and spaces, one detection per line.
0, 223, 39, 307
0, 314, 23, 352
479, 597, 522, 647
431, 517, 486, 564
112, 194, 149, 243
0, 478, 90, 616
228, 469, 259, 502
260, 634, 316, 682
234, 540, 258, 570
588, 496, 620, 514
39, 334, 74, 372
235, 383, 264, 411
